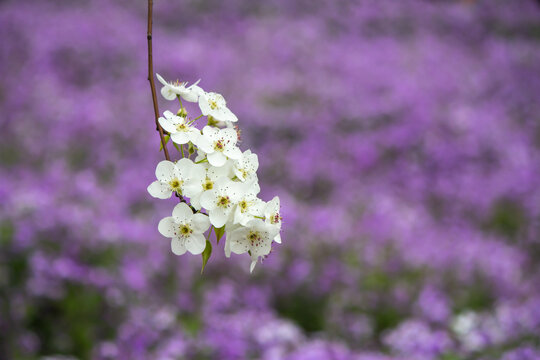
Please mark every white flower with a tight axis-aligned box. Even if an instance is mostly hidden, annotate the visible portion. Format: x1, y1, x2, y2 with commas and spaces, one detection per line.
233, 150, 259, 182
200, 126, 242, 167
156, 73, 201, 102
158, 202, 210, 255
158, 111, 209, 149
264, 196, 282, 243
226, 219, 278, 272
147, 159, 191, 199
200, 178, 244, 228
233, 180, 264, 226
183, 165, 230, 210
198, 91, 238, 122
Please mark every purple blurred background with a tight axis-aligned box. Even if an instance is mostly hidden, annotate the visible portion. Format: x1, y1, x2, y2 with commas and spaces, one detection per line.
1, 0, 540, 359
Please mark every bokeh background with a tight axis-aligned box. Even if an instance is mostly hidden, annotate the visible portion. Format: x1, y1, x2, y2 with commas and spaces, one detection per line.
1, 0, 540, 359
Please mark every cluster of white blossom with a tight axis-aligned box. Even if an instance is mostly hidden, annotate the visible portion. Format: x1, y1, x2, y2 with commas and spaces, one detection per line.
147, 74, 282, 272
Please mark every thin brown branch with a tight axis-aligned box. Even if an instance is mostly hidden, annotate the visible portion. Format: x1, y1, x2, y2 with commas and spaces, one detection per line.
147, 0, 170, 161
146, 0, 198, 213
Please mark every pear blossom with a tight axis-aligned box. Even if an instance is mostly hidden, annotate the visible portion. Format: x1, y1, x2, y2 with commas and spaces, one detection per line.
233, 180, 264, 226
156, 73, 201, 102
200, 126, 242, 167
158, 111, 209, 149
233, 150, 259, 182
147, 160, 185, 199
226, 219, 279, 272
183, 165, 230, 210
147, 76, 282, 272
264, 196, 282, 243
158, 203, 210, 255
200, 178, 244, 228
198, 90, 238, 122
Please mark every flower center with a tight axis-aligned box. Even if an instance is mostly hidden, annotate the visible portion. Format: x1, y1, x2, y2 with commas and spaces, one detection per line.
203, 179, 214, 190
209, 99, 218, 110
217, 196, 230, 208
169, 178, 182, 191
271, 213, 282, 225
214, 140, 224, 151
176, 123, 187, 132
248, 231, 261, 246
179, 224, 192, 238
239, 200, 248, 212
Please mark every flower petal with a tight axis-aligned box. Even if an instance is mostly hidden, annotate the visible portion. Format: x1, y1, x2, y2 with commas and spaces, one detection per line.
208, 151, 227, 167
171, 238, 187, 255
191, 213, 210, 233
200, 190, 217, 210
209, 208, 229, 228
155, 160, 176, 182
224, 146, 242, 160
172, 202, 193, 223
185, 233, 206, 255
171, 131, 189, 145
158, 217, 176, 238
147, 180, 172, 199
158, 116, 177, 134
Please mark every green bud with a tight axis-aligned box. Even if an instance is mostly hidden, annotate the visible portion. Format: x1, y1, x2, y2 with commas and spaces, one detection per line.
177, 107, 187, 118
207, 115, 219, 127
188, 142, 195, 155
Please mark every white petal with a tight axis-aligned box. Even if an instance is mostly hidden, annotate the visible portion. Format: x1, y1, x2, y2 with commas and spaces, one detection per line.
191, 213, 210, 233
170, 132, 189, 145
185, 233, 206, 255
224, 146, 242, 160
158, 217, 176, 238
215, 107, 238, 122
198, 94, 212, 115
221, 128, 238, 143
172, 202, 193, 223
185, 162, 206, 182
208, 151, 227, 167
202, 126, 218, 140
161, 86, 177, 101
200, 191, 217, 210
189, 193, 202, 210
156, 73, 168, 86
171, 238, 187, 255
229, 228, 250, 254
147, 181, 172, 199
158, 117, 177, 134
181, 88, 200, 103
183, 180, 204, 198
274, 233, 281, 244
193, 133, 214, 154
155, 160, 176, 182
250, 260, 257, 273
209, 208, 228, 228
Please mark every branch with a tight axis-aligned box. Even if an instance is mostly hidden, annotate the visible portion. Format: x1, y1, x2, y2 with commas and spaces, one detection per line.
146, 0, 197, 212
147, 0, 170, 161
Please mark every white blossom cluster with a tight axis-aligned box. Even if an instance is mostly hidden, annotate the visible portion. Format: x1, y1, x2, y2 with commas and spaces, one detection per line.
147, 74, 282, 272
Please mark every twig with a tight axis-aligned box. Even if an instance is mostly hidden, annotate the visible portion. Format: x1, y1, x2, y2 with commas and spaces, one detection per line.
146, 0, 198, 213
147, 0, 170, 161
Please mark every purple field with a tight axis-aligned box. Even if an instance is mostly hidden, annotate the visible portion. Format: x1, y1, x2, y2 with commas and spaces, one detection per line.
1, 0, 540, 359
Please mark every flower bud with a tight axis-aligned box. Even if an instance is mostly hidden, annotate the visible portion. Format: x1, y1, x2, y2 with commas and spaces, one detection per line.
177, 107, 187, 118
207, 115, 219, 127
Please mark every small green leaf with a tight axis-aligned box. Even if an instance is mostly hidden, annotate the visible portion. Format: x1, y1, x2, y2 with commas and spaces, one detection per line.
201, 240, 212, 274
159, 135, 170, 151
214, 226, 225, 244
173, 142, 181, 153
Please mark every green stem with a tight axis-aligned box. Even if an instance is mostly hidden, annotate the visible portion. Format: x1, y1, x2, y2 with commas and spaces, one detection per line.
195, 158, 208, 164
176, 94, 183, 108
180, 144, 185, 158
